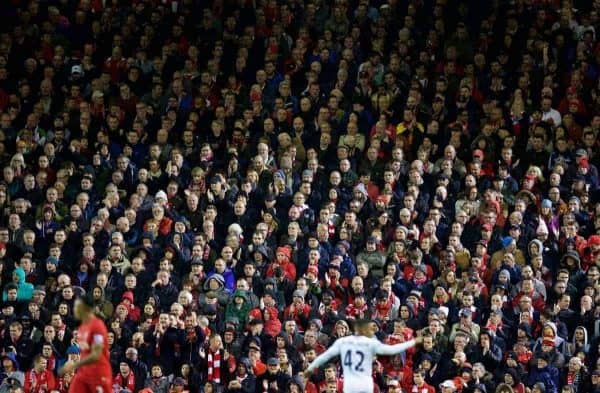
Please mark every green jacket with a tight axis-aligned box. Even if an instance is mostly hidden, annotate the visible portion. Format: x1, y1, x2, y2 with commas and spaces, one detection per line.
225, 290, 251, 331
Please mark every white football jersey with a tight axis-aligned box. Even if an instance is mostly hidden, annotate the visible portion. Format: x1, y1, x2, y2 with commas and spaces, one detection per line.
306, 335, 416, 393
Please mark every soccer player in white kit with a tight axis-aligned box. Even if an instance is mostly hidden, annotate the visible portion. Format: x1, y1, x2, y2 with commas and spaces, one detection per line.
305, 320, 422, 393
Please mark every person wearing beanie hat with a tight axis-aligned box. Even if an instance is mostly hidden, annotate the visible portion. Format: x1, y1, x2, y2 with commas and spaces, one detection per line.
490, 234, 526, 272
306, 265, 319, 278
501, 236, 514, 249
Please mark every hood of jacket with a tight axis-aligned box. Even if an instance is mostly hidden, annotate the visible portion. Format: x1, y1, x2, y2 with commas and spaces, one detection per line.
203, 273, 225, 291
275, 246, 291, 262
572, 326, 588, 347
255, 245, 272, 262
528, 239, 544, 257
232, 289, 248, 302
353, 183, 368, 199
12, 268, 26, 285
287, 375, 305, 391
2, 352, 19, 371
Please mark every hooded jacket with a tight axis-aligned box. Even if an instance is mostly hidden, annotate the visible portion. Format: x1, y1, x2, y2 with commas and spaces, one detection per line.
92, 286, 114, 320
527, 363, 558, 393
225, 290, 251, 332
533, 322, 569, 357
229, 357, 256, 393
263, 306, 282, 337
287, 375, 305, 392
559, 251, 586, 288
569, 326, 590, 354
3, 268, 33, 301
266, 246, 297, 281
0, 353, 24, 393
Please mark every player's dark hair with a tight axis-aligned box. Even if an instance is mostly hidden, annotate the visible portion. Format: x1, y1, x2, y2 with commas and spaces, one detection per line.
79, 293, 95, 308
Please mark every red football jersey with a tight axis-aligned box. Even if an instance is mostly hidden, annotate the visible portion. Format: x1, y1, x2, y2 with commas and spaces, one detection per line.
76, 316, 112, 381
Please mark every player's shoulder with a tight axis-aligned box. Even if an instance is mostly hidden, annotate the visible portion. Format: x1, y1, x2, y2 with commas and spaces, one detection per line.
340, 334, 371, 345
89, 316, 108, 331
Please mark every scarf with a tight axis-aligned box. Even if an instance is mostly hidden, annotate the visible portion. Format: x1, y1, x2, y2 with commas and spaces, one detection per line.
413, 275, 427, 285
345, 303, 368, 319
375, 300, 392, 319
46, 354, 56, 373
203, 244, 211, 261
207, 349, 221, 383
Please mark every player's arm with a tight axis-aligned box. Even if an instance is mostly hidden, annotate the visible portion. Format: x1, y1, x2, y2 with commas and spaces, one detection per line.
372, 336, 420, 356
305, 340, 341, 374
58, 335, 104, 375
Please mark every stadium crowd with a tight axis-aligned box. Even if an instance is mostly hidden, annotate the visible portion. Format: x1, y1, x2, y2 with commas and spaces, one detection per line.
0, 0, 599, 392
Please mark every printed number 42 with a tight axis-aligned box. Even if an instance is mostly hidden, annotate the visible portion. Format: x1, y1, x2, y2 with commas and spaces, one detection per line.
344, 350, 365, 372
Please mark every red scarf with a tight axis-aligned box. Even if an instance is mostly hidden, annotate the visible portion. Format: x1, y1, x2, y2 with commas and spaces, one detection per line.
44, 354, 56, 374
375, 300, 392, 319
203, 244, 212, 261
207, 349, 222, 383
345, 303, 368, 319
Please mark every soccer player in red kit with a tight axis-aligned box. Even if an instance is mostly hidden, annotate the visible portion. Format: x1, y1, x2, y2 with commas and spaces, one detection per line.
58, 295, 112, 393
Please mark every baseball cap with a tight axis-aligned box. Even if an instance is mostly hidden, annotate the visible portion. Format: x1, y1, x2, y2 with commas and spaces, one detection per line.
387, 379, 399, 387
71, 65, 83, 75
267, 357, 280, 366
440, 380, 456, 389
292, 290, 305, 298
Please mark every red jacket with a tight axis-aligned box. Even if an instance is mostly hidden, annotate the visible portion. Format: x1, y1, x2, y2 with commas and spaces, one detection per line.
24, 369, 56, 393
511, 290, 545, 312
113, 372, 136, 393
410, 382, 436, 393
283, 303, 311, 331
266, 246, 297, 281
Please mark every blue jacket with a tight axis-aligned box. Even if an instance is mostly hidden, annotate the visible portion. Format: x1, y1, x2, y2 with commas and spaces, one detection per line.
527, 364, 559, 393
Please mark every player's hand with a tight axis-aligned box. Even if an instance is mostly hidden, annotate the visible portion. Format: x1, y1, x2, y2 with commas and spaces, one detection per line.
58, 361, 75, 376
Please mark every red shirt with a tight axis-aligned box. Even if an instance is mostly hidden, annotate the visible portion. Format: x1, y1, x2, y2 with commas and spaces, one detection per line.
77, 316, 112, 381
24, 369, 56, 393
410, 383, 436, 393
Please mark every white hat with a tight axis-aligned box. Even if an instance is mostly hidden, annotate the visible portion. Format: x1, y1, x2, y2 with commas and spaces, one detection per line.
440, 380, 456, 390
438, 306, 450, 317
155, 190, 168, 201
71, 65, 83, 75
